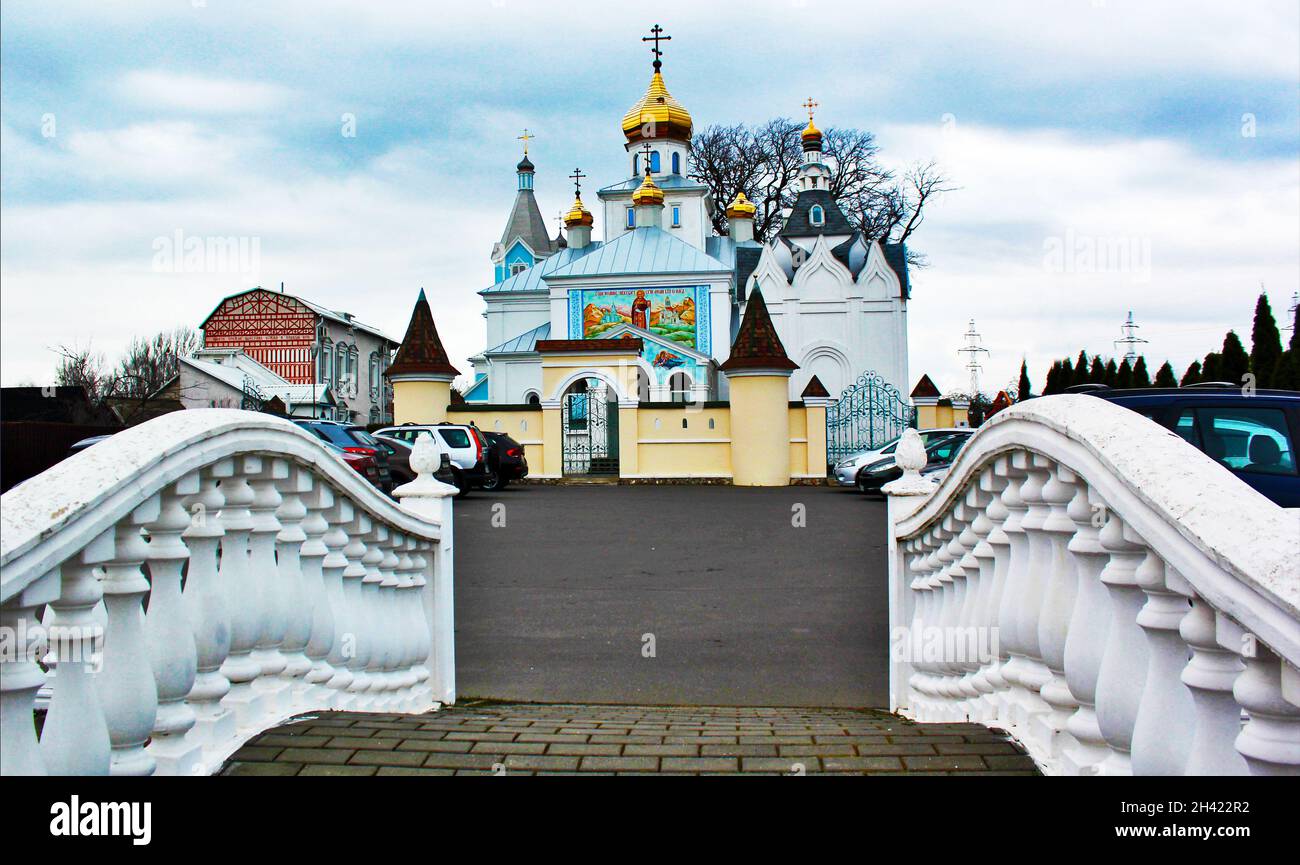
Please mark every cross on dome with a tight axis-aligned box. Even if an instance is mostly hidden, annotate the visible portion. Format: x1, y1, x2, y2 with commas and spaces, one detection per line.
517, 128, 535, 155
643, 24, 671, 70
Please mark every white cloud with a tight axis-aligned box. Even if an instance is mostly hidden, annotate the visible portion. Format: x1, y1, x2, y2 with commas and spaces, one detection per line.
116, 70, 294, 115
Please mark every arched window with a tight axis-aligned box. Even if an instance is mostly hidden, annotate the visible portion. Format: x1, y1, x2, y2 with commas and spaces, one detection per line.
810, 205, 825, 227
636, 368, 650, 402
649, 150, 661, 173
318, 337, 333, 383
671, 152, 680, 174
525, 391, 540, 407
633, 154, 639, 176
669, 372, 691, 403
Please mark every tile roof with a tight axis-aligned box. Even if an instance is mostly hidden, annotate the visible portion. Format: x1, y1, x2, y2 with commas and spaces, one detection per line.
779, 189, 854, 237
801, 375, 830, 398
719, 289, 798, 373
386, 289, 460, 378
734, 246, 763, 302
545, 226, 731, 279
910, 374, 941, 398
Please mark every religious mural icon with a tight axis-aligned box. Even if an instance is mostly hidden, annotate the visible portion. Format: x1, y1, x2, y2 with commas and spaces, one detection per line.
581, 287, 697, 346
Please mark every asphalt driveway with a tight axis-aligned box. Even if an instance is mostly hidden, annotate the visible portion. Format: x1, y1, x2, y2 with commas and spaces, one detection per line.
451, 483, 889, 708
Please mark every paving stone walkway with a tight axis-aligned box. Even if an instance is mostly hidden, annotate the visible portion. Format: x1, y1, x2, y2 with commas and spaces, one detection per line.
219, 702, 1040, 775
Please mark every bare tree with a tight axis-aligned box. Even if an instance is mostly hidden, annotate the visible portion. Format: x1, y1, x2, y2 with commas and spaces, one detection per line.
690, 120, 953, 258
53, 345, 113, 403
114, 326, 200, 399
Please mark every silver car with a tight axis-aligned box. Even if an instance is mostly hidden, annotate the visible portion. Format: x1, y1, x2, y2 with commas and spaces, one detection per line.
832, 427, 970, 486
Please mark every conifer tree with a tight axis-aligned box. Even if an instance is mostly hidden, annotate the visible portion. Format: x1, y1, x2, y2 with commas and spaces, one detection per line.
1180, 360, 1202, 386
1250, 293, 1282, 388
1017, 359, 1032, 400
1089, 355, 1106, 383
1132, 356, 1151, 387
1276, 303, 1300, 390
1153, 361, 1176, 387
1059, 357, 1074, 393
1116, 357, 1133, 389
1219, 331, 1250, 386
1073, 351, 1090, 387
1201, 352, 1222, 382
1104, 358, 1119, 386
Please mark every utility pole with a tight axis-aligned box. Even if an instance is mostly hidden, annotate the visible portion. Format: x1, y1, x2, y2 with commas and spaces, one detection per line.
958, 319, 989, 399
1114, 310, 1149, 364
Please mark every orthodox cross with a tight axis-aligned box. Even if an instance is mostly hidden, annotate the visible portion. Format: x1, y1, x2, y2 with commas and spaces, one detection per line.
641, 141, 654, 175
517, 128, 535, 155
569, 167, 586, 197
802, 98, 819, 123
643, 24, 671, 71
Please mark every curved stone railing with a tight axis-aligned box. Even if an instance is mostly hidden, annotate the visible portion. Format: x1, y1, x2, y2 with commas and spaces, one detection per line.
0, 409, 458, 776
884, 395, 1300, 775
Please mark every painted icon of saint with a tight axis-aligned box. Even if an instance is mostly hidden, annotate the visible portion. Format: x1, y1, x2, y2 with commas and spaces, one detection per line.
631, 290, 651, 330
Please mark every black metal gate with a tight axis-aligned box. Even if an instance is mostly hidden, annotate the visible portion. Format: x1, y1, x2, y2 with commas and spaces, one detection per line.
825, 370, 915, 463
562, 383, 620, 476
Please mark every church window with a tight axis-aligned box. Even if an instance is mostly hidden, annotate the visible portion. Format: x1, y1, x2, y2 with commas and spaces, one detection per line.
636, 368, 651, 401
810, 205, 825, 227
526, 392, 540, 407
669, 372, 690, 403
671, 152, 680, 174
511, 262, 527, 276
626, 207, 636, 229
671, 206, 681, 228
633, 154, 639, 176
708, 418, 716, 430
650, 150, 661, 173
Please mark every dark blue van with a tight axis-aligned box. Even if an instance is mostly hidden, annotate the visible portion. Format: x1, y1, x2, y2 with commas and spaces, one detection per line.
1075, 385, 1300, 508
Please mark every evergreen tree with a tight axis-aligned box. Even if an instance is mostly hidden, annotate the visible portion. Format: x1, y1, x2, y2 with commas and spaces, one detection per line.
1073, 351, 1090, 387
1180, 360, 1202, 386
1059, 358, 1074, 392
1268, 303, 1299, 391
1104, 358, 1119, 386
1201, 352, 1222, 382
1132, 356, 1151, 387
1017, 359, 1032, 400
1153, 360, 1177, 387
1116, 357, 1133, 389
1219, 331, 1250, 386
1089, 355, 1106, 383
1249, 293, 1282, 388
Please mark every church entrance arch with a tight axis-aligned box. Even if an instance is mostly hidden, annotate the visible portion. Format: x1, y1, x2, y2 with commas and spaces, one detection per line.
825, 370, 915, 463
561, 378, 620, 476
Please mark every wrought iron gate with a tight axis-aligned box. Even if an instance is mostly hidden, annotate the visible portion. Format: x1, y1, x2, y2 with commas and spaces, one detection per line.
825, 371, 915, 464
562, 385, 620, 476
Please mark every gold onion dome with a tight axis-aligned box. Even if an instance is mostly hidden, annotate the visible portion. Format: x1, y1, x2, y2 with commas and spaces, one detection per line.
621, 72, 693, 144
564, 194, 594, 228
726, 191, 757, 220
801, 118, 822, 148
631, 171, 664, 207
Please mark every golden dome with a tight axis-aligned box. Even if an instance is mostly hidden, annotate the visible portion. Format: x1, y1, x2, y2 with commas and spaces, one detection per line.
564, 194, 594, 228
801, 118, 822, 147
621, 72, 693, 144
726, 191, 757, 220
631, 172, 664, 207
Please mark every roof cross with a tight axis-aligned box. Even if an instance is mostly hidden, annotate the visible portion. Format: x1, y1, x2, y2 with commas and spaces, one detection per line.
517, 128, 535, 155
642, 24, 671, 71
569, 167, 586, 196
640, 141, 654, 175
802, 98, 819, 123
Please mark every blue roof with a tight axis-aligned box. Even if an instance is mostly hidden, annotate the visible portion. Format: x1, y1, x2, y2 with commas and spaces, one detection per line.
462, 375, 489, 401
480, 243, 603, 294
598, 174, 708, 195
545, 227, 731, 279
485, 321, 551, 355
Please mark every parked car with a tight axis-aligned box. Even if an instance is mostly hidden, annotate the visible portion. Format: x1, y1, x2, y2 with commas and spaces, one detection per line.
1080, 386, 1300, 507
479, 430, 528, 491
372, 434, 416, 485
855, 433, 972, 496
832, 427, 970, 486
372, 422, 489, 497
67, 434, 112, 456
316, 440, 388, 489
294, 420, 393, 493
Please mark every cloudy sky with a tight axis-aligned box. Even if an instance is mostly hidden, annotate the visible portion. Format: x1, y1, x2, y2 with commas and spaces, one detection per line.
2, 0, 1297, 394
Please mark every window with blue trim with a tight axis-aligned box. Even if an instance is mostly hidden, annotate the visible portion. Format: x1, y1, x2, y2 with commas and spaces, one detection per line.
810, 205, 825, 226
633, 154, 639, 176
650, 150, 661, 173
671, 152, 680, 174
671, 205, 681, 228
626, 207, 635, 229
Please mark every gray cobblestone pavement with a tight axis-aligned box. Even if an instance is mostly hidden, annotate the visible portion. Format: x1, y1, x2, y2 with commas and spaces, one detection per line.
219, 702, 1040, 776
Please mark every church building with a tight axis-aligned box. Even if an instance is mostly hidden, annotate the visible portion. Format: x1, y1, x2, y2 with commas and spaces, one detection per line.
465, 32, 910, 407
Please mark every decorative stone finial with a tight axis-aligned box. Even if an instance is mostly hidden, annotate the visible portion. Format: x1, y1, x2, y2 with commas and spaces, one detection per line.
393, 435, 459, 502
882, 429, 934, 496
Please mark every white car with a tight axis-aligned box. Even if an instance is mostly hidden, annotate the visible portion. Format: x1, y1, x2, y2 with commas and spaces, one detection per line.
832, 427, 970, 486
373, 423, 488, 496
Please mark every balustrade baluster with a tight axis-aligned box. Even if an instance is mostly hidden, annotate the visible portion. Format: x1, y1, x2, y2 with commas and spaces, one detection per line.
248, 460, 290, 714
378, 531, 406, 707
993, 456, 1034, 735
956, 482, 994, 721
340, 512, 373, 708
40, 534, 113, 775
143, 476, 202, 775
0, 569, 58, 776
1007, 453, 1053, 745
100, 498, 161, 776
1130, 560, 1195, 775
1059, 480, 1112, 775
300, 484, 336, 706
1219, 615, 1300, 775
360, 524, 389, 708
276, 466, 314, 706
217, 457, 263, 728
1093, 520, 1149, 776
182, 463, 235, 752
323, 499, 356, 699
976, 465, 1012, 724
1030, 461, 1080, 761
1178, 598, 1247, 775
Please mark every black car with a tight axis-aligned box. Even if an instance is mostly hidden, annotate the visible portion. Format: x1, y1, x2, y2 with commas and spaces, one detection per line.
479, 430, 528, 491
293, 420, 394, 493
855, 433, 971, 496
1079, 385, 1300, 507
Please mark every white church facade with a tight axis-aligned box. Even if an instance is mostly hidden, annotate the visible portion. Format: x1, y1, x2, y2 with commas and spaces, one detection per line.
465, 43, 910, 406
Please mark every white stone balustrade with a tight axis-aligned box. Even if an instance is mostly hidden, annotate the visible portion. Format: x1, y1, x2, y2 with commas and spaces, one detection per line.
0, 409, 457, 776
885, 395, 1300, 775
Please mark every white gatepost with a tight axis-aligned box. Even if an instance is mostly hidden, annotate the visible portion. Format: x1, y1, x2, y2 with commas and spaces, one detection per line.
394, 437, 460, 707
881, 429, 934, 715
